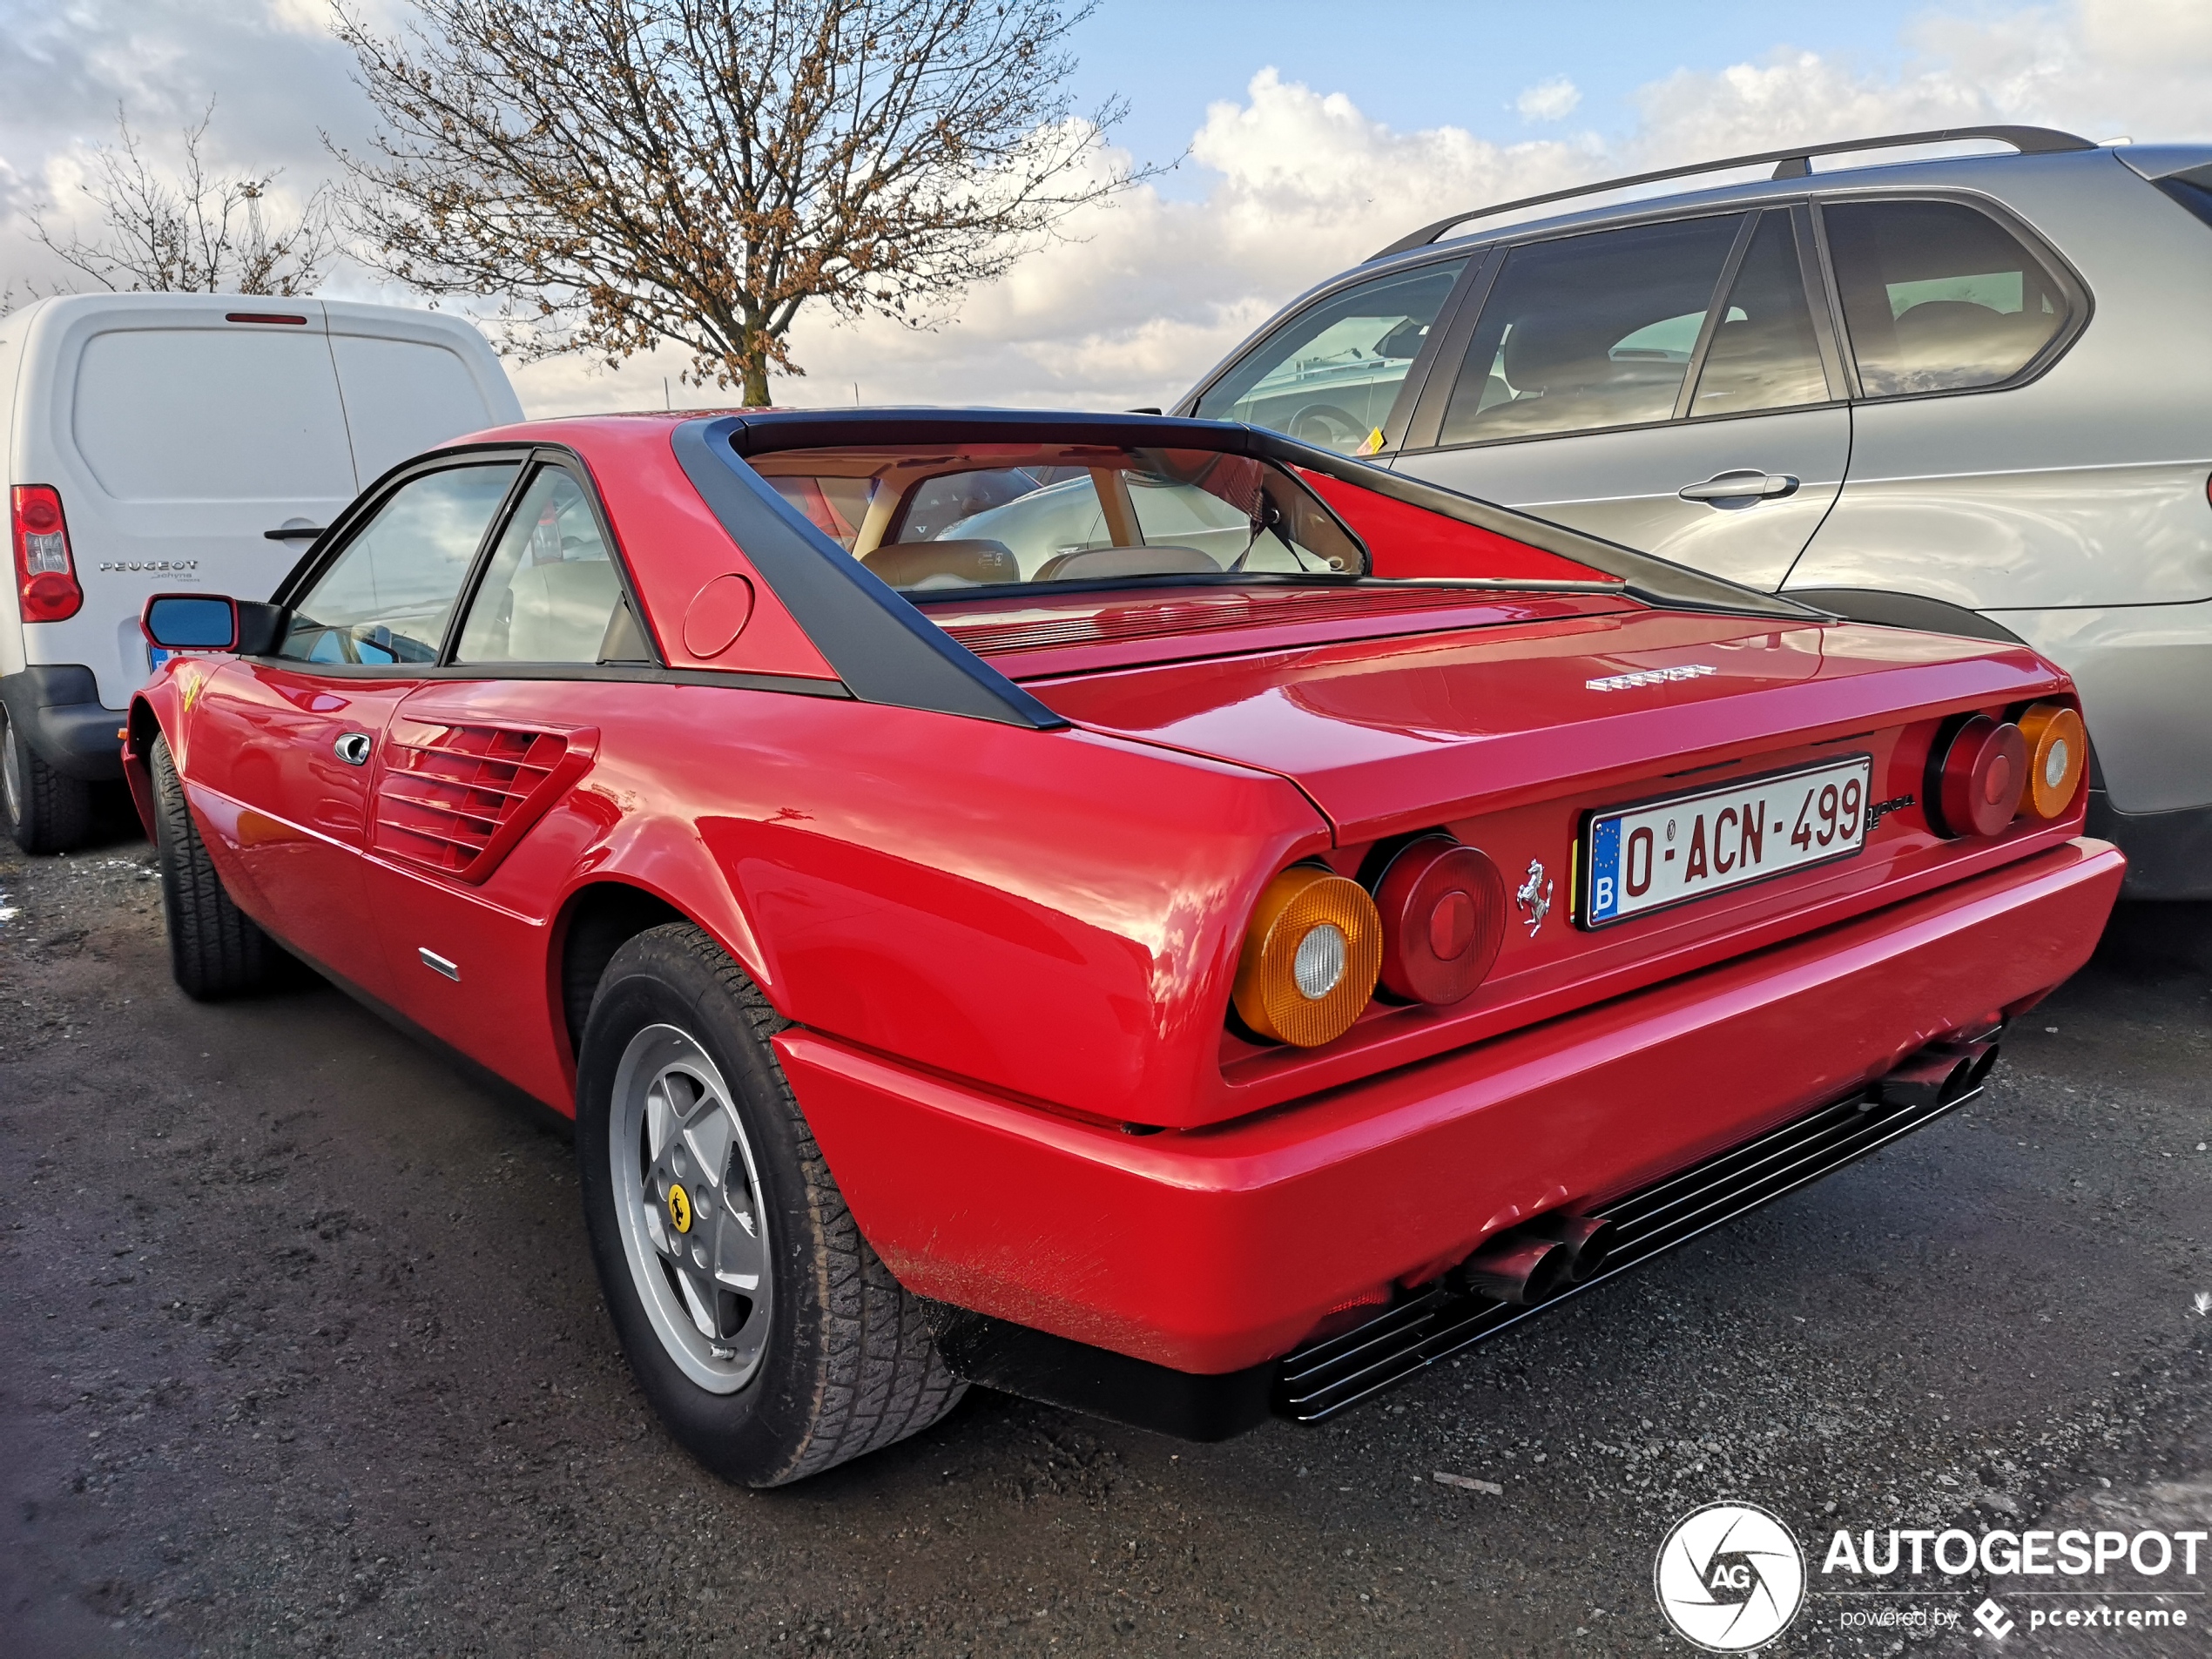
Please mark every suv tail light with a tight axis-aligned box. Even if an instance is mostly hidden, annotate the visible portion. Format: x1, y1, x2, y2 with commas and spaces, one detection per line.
12, 484, 82, 623
1372, 835, 1507, 1005
1929, 714, 2028, 839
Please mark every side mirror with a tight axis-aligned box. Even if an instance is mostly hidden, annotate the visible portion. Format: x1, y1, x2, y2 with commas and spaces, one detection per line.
141, 594, 287, 656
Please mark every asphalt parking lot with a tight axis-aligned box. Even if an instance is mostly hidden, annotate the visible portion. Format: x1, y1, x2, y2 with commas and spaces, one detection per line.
2, 812, 2207, 1657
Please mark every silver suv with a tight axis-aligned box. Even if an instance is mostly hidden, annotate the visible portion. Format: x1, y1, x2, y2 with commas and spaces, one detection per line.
1177, 126, 2212, 899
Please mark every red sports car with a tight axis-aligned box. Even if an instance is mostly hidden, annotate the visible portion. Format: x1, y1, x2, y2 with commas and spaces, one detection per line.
128, 410, 2119, 1486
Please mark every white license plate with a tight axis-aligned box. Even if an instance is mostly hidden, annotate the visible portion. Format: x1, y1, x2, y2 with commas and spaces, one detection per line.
1580, 754, 1874, 927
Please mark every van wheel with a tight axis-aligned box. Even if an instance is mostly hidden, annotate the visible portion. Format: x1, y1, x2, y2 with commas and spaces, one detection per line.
150, 734, 271, 999
576, 922, 964, 1486
1, 705, 92, 854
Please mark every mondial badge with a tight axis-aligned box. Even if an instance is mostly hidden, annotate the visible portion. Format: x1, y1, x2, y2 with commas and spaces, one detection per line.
666, 1183, 694, 1234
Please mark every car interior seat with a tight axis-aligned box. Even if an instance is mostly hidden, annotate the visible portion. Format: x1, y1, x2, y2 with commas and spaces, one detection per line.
862, 538, 1020, 588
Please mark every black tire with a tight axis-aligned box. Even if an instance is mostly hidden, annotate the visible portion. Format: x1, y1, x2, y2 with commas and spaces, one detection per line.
150, 735, 271, 1000
576, 922, 963, 1486
1, 703, 93, 854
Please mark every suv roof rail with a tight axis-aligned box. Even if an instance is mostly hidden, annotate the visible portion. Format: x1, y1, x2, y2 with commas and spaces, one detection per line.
1369, 125, 2097, 260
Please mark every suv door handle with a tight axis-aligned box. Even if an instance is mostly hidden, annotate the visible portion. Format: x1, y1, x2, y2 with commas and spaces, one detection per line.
1678, 470, 1799, 504
334, 732, 372, 766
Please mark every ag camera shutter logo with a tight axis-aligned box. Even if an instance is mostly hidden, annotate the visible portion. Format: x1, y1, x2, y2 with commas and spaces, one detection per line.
1655, 1501, 1806, 1651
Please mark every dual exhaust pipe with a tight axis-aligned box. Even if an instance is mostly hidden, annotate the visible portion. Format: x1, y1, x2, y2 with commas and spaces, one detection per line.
1447, 1031, 2002, 1308
1453, 1211, 1616, 1307
1872, 1034, 2000, 1110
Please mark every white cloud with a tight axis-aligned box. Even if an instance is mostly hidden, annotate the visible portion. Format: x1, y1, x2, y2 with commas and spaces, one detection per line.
6, 3, 2211, 418
1515, 78, 1581, 123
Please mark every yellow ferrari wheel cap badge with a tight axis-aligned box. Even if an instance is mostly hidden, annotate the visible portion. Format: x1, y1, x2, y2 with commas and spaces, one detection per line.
666, 1183, 694, 1234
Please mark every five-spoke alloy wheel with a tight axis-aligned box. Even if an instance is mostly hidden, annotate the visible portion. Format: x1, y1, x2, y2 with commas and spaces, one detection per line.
576, 922, 963, 1486
610, 1023, 774, 1393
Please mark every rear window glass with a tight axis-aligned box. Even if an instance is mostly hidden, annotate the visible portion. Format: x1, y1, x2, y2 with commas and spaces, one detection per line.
1822, 199, 2070, 395
754, 446, 1363, 591
71, 327, 357, 502
748, 442, 1611, 593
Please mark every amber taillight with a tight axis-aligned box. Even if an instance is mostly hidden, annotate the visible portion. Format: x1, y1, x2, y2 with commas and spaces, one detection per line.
2015, 702, 2087, 820
11, 484, 82, 623
1232, 867, 1384, 1048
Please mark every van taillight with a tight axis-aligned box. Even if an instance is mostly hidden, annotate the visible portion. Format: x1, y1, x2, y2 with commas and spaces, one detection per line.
12, 484, 82, 623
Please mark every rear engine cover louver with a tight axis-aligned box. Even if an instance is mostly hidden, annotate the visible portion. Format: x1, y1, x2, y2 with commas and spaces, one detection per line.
375, 718, 599, 883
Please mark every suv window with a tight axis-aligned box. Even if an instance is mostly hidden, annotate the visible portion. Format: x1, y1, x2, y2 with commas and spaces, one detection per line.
1689, 212, 1831, 416
1437, 214, 1746, 447
1822, 199, 2070, 396
1193, 259, 1469, 454
279, 462, 521, 664
455, 467, 627, 664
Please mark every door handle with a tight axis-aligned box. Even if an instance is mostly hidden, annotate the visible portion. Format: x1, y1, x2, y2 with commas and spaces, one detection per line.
334, 732, 372, 766
265, 523, 327, 542
1678, 470, 1800, 504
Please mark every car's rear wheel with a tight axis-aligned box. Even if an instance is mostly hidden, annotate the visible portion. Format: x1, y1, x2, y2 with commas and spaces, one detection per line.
150, 734, 272, 1000
576, 922, 964, 1486
1, 705, 93, 854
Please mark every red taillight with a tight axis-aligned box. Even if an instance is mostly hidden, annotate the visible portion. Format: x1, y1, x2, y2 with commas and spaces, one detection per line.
1372, 836, 1507, 1005
1930, 714, 2028, 839
12, 484, 82, 623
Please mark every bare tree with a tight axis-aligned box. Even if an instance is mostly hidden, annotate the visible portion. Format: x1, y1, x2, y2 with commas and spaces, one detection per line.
30, 105, 339, 296
334, 0, 1143, 403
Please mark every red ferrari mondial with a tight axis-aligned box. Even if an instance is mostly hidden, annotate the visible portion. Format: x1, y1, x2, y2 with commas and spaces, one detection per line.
128, 410, 2119, 1485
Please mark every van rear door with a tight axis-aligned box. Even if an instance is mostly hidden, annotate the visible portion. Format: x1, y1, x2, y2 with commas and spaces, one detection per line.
36, 298, 360, 705
323, 301, 521, 485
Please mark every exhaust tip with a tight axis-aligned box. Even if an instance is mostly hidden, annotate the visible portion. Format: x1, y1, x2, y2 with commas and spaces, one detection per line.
1456, 1235, 1573, 1306
1525, 1212, 1618, 1282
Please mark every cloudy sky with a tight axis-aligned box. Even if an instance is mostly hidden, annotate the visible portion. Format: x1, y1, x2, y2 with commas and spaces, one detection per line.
3, 0, 2208, 417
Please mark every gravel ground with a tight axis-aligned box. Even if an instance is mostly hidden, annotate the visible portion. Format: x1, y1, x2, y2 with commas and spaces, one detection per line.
2, 813, 2207, 1657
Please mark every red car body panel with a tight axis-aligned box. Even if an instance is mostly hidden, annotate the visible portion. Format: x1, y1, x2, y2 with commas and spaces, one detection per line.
783, 839, 2120, 1372
125, 409, 2121, 1393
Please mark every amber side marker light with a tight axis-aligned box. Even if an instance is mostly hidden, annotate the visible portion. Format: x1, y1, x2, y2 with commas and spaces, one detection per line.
1373, 836, 1507, 1006
2016, 702, 2086, 819
1233, 866, 1383, 1048
1929, 713, 2028, 839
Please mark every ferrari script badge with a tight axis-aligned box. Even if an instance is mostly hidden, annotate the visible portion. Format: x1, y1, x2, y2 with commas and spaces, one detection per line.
1515, 859, 1553, 937
667, 1183, 694, 1234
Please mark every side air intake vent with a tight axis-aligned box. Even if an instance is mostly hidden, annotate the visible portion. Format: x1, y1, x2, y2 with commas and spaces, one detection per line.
375, 719, 598, 883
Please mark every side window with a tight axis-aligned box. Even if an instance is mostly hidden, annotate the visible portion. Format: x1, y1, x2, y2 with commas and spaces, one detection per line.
1193, 259, 1470, 454
1689, 212, 1831, 416
279, 462, 521, 664
455, 468, 627, 664
1822, 199, 2071, 396
1436, 214, 1746, 447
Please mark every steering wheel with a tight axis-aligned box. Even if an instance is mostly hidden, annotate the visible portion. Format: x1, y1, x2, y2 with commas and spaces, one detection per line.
1285, 403, 1368, 453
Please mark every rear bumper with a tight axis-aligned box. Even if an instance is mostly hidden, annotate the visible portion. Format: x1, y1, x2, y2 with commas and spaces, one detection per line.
0, 666, 125, 781
780, 839, 2124, 1377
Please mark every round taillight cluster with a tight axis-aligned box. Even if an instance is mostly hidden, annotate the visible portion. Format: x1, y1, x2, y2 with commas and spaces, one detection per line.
1231, 867, 1384, 1048
1235, 836, 1507, 1049
2016, 703, 2086, 820
1927, 701, 2085, 839
1372, 836, 1507, 1006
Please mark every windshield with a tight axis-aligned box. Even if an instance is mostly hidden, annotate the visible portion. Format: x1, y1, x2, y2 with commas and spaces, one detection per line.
750, 443, 1368, 593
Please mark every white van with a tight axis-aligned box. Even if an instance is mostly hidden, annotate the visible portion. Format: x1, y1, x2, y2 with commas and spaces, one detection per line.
0, 293, 523, 851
